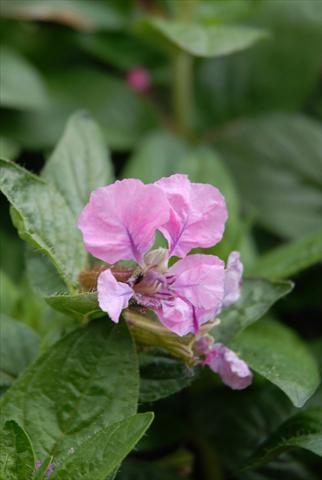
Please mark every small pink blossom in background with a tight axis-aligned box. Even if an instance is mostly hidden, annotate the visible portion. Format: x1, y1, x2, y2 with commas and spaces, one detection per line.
204, 343, 252, 390
127, 67, 151, 92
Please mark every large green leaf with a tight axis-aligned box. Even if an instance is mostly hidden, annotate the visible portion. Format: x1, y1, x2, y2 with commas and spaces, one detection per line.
42, 111, 113, 218
213, 278, 294, 343
0, 159, 86, 291
45, 292, 101, 321
0, 319, 139, 464
217, 114, 322, 239
51, 413, 153, 479
0, 47, 49, 111
139, 350, 198, 403
138, 18, 267, 57
230, 319, 320, 407
0, 420, 35, 480
25, 247, 68, 297
0, 315, 40, 388
0, 0, 127, 31
249, 231, 322, 280
246, 407, 322, 469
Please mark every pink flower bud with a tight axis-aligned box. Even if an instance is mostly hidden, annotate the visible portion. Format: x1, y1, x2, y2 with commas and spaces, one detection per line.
127, 67, 151, 92
193, 336, 214, 357
204, 343, 252, 390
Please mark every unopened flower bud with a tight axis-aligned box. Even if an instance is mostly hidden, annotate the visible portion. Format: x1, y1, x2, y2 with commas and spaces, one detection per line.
127, 67, 151, 92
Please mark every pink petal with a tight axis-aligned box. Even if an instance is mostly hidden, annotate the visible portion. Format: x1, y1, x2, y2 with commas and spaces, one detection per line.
97, 269, 133, 323
223, 251, 243, 308
78, 179, 170, 265
155, 297, 195, 337
155, 174, 228, 257
205, 344, 252, 390
170, 254, 225, 312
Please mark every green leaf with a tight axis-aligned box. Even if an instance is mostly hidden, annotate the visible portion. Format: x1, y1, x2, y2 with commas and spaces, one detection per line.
0, 47, 49, 111
213, 278, 294, 343
217, 114, 322, 239
51, 413, 153, 480
0, 159, 86, 291
0, 0, 127, 31
123, 130, 188, 182
197, 0, 322, 124
0, 319, 139, 464
2, 69, 157, 151
42, 111, 113, 219
0, 271, 19, 318
0, 137, 19, 160
125, 134, 240, 253
138, 18, 268, 57
25, 247, 68, 297
0, 315, 40, 388
249, 231, 322, 280
45, 292, 102, 321
246, 407, 322, 468
139, 350, 198, 403
230, 319, 320, 407
0, 420, 35, 480
79, 32, 166, 71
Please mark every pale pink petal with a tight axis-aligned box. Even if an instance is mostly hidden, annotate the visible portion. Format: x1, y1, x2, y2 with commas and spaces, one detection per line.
155, 174, 228, 257
169, 254, 225, 312
223, 251, 243, 308
205, 344, 252, 390
78, 179, 170, 265
155, 297, 195, 337
193, 335, 214, 356
97, 269, 133, 323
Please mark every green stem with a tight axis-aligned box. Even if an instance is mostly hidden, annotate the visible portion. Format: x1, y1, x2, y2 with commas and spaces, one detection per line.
173, 51, 194, 139
172, 0, 197, 139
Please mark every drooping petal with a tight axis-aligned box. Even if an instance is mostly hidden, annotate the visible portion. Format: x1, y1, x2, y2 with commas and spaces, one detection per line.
222, 251, 243, 308
204, 343, 252, 390
155, 297, 195, 337
169, 254, 225, 312
155, 174, 228, 257
97, 269, 133, 323
78, 179, 170, 265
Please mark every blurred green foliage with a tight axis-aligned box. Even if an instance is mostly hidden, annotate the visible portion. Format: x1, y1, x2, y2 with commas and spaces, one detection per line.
0, 0, 321, 479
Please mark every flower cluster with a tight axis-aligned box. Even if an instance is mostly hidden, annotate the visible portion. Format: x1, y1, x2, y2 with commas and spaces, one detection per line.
79, 174, 252, 389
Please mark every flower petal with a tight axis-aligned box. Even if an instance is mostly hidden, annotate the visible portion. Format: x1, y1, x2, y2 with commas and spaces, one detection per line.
155, 174, 227, 257
223, 251, 243, 308
205, 343, 252, 390
78, 179, 170, 265
97, 269, 133, 323
170, 254, 225, 312
155, 297, 195, 337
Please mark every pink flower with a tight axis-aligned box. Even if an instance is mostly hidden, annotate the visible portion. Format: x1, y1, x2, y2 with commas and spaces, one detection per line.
204, 343, 252, 390
78, 174, 240, 336
223, 251, 243, 308
127, 67, 151, 92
